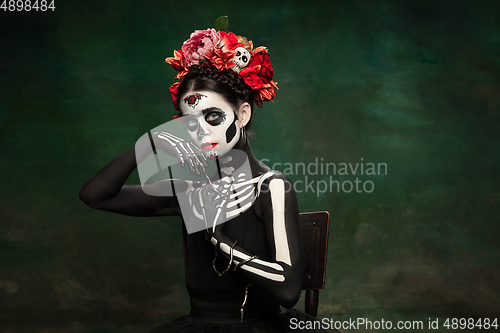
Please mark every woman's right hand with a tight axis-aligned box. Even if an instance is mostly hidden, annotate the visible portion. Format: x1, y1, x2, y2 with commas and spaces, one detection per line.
153, 131, 208, 176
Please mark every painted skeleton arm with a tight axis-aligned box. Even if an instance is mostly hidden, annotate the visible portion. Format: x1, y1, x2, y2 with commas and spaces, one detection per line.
209, 174, 304, 309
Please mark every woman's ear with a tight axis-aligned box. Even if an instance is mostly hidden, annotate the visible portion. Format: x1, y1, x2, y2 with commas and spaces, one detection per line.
237, 102, 252, 128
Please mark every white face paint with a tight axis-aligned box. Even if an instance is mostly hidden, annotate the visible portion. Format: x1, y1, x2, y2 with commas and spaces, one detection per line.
179, 91, 241, 159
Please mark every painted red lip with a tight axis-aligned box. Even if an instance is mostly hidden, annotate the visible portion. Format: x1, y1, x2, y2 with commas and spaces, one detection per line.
201, 142, 217, 150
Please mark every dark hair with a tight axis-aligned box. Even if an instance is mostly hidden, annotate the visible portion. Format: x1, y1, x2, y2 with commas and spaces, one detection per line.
177, 67, 254, 128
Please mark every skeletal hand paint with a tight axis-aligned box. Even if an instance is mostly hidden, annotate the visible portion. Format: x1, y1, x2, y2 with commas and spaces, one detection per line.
136, 122, 255, 233
180, 154, 257, 234
153, 131, 208, 176
135, 90, 256, 233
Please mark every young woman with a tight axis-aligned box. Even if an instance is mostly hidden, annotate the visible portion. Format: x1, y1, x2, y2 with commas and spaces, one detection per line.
80, 27, 326, 332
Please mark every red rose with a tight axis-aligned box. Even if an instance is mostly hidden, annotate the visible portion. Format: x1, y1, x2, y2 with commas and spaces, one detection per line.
220, 31, 244, 51
243, 73, 263, 89
247, 51, 274, 83
169, 81, 181, 111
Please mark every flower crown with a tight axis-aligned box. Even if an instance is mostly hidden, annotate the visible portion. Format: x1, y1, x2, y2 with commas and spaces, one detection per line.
165, 17, 278, 117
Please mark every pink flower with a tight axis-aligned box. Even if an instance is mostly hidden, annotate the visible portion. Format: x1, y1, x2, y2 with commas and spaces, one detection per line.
181, 29, 221, 67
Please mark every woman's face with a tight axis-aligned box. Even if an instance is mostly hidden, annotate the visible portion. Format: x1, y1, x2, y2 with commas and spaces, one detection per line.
179, 91, 241, 159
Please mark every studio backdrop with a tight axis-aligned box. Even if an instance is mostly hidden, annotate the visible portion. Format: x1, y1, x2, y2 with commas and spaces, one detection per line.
1, 0, 499, 332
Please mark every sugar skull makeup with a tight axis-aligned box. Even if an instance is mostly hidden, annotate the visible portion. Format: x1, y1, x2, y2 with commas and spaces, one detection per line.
180, 91, 241, 158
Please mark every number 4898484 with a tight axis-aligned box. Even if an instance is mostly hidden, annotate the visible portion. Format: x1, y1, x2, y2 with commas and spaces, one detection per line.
1, 0, 56, 11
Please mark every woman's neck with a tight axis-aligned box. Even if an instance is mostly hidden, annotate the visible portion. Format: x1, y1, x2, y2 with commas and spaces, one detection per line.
218, 135, 269, 177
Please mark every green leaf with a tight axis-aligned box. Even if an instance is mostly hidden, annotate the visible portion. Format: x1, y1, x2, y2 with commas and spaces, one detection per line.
187, 64, 200, 71
214, 16, 229, 32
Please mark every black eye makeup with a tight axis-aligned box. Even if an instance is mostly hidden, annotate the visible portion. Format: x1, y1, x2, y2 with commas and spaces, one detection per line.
205, 110, 226, 126
181, 107, 228, 133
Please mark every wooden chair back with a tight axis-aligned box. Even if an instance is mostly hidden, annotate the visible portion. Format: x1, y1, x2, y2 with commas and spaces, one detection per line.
299, 211, 331, 317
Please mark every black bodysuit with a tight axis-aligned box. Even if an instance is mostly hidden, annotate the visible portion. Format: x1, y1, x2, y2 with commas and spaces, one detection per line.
79, 134, 330, 332
148, 167, 328, 332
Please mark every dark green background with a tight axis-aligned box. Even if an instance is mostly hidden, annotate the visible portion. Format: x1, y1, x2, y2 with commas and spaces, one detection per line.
1, 0, 499, 332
